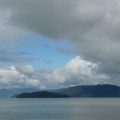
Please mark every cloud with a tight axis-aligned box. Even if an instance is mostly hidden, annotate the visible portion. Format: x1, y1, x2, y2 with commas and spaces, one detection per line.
0, 0, 104, 39
0, 49, 30, 55
0, 65, 41, 89
0, 56, 36, 63
0, 8, 28, 47
0, 0, 120, 82
47, 56, 109, 88
0, 49, 36, 63
56, 48, 75, 56
0, 56, 110, 89
45, 60, 52, 65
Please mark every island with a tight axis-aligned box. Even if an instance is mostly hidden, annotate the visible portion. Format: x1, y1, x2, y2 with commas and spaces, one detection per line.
16, 91, 69, 98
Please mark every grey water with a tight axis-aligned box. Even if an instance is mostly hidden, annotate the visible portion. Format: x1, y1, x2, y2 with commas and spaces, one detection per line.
0, 98, 119, 120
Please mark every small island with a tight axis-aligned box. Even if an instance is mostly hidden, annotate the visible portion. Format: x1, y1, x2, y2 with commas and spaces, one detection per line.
16, 91, 69, 98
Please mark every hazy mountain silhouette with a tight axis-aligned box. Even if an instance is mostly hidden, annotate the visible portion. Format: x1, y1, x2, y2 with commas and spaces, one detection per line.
15, 84, 120, 98
0, 88, 39, 98
57, 84, 120, 97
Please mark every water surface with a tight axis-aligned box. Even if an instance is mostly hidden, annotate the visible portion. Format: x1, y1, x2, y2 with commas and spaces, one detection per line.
0, 98, 119, 120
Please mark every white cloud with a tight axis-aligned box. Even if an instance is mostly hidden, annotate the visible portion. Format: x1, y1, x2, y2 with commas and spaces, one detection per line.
0, 65, 41, 89
53, 56, 109, 87
0, 56, 110, 89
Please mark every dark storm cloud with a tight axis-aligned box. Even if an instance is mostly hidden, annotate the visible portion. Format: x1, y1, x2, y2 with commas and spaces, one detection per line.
0, 0, 104, 39
0, 0, 120, 84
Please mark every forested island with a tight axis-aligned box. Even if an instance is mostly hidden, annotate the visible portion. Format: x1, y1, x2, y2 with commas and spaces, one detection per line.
15, 91, 69, 98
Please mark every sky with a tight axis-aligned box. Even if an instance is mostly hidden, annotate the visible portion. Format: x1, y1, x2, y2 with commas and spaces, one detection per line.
0, 0, 120, 89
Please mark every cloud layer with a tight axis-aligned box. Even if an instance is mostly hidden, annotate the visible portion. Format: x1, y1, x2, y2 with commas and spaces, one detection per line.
0, 0, 120, 87
0, 56, 109, 89
0, 8, 28, 47
0, 49, 36, 63
0, 0, 120, 74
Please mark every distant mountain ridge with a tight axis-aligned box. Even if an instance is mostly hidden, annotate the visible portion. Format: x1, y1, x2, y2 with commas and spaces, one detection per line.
57, 84, 120, 97
15, 84, 120, 98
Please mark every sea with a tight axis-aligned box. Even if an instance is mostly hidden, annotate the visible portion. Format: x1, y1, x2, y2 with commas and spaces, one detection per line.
0, 98, 119, 120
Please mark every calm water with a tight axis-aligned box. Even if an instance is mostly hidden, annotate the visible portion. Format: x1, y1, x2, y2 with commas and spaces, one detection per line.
0, 98, 119, 120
